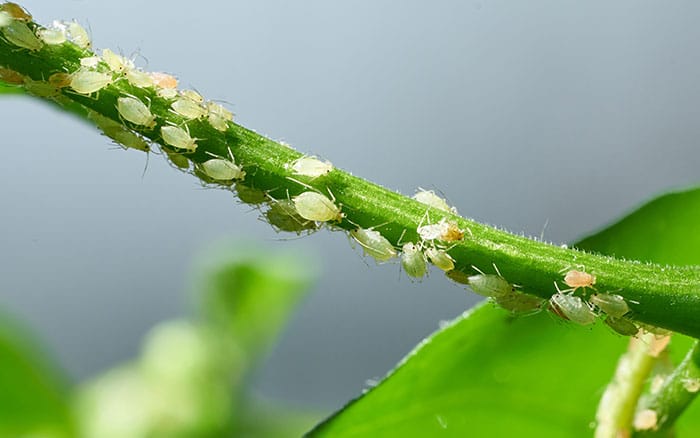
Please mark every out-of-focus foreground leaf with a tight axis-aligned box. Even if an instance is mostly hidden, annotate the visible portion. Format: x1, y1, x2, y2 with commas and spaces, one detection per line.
0, 79, 23, 95
0, 311, 73, 437
310, 186, 700, 437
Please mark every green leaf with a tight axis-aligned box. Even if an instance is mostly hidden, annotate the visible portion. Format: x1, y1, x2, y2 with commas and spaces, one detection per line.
0, 79, 23, 95
0, 311, 74, 437
309, 186, 700, 437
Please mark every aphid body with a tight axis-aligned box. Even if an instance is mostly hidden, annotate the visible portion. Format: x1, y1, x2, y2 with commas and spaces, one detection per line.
563, 269, 596, 290
164, 150, 190, 170
200, 159, 245, 181
161, 125, 197, 152
0, 67, 23, 84
604, 316, 638, 337
234, 183, 267, 205
80, 56, 100, 68
70, 70, 112, 95
0, 11, 10, 28
550, 293, 596, 325
633, 409, 658, 431
117, 96, 156, 129
682, 378, 700, 393
291, 156, 333, 178
23, 79, 59, 98
150, 72, 178, 89
3, 20, 43, 51
417, 219, 464, 242
157, 87, 178, 99
266, 200, 318, 233
293, 191, 342, 222
125, 69, 154, 88
467, 274, 512, 298
48, 72, 71, 88
66, 21, 90, 49
425, 246, 455, 272
350, 228, 396, 262
401, 242, 427, 279
37, 27, 66, 45
413, 189, 457, 214
590, 293, 629, 318
1, 3, 31, 21
495, 292, 544, 315
102, 49, 130, 73
206, 102, 233, 131
181, 89, 204, 103
171, 98, 206, 120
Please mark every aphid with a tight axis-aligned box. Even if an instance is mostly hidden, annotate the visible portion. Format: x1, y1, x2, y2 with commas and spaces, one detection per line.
171, 98, 206, 120
69, 70, 112, 95
37, 27, 66, 45
633, 409, 658, 431
66, 21, 90, 49
23, 79, 59, 98
604, 316, 638, 337
445, 269, 470, 285
125, 69, 154, 88
150, 72, 178, 89
401, 242, 428, 279
181, 89, 204, 104
417, 219, 464, 242
207, 113, 228, 131
102, 49, 130, 73
200, 158, 245, 182
161, 125, 197, 152
2, 20, 43, 51
425, 246, 455, 272
413, 189, 457, 214
494, 292, 544, 315
79, 56, 100, 68
110, 129, 150, 152
350, 228, 397, 262
157, 87, 179, 99
117, 96, 156, 129
234, 183, 267, 204
682, 378, 700, 393
48, 72, 71, 88
293, 191, 343, 222
164, 149, 190, 170
563, 269, 596, 291
266, 199, 318, 233
1, 2, 30, 21
0, 66, 24, 84
549, 293, 596, 325
206, 101, 233, 132
0, 11, 10, 28
590, 293, 629, 318
467, 274, 514, 298
290, 156, 333, 178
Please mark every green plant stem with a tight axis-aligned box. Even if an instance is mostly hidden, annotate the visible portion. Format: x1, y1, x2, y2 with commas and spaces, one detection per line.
2, 11, 700, 337
595, 333, 663, 438
633, 340, 700, 436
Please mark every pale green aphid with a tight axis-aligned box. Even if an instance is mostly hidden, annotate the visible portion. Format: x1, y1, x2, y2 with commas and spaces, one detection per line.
550, 293, 596, 325
206, 101, 232, 131
181, 89, 204, 104
0, 11, 13, 28
413, 188, 457, 214
235, 183, 267, 205
350, 228, 397, 262
117, 96, 156, 129
682, 377, 700, 393
164, 150, 190, 170
266, 199, 318, 233
66, 20, 90, 49
37, 27, 66, 45
604, 316, 638, 337
207, 113, 228, 132
23, 79, 59, 98
293, 191, 343, 222
0, 3, 31, 21
70, 70, 112, 95
425, 246, 455, 272
467, 274, 513, 298
125, 69, 154, 88
102, 48, 131, 73
291, 156, 333, 179
160, 125, 197, 152
590, 293, 629, 318
495, 292, 544, 315
401, 242, 427, 279
200, 158, 245, 181
2, 20, 43, 51
171, 98, 207, 120
157, 88, 178, 99
110, 129, 150, 152
80, 56, 100, 68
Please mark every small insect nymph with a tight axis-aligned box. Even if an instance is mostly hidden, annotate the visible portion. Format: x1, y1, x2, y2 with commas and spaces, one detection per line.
495, 292, 545, 315
549, 292, 596, 325
66, 21, 90, 49
235, 183, 267, 205
23, 79, 59, 98
401, 242, 428, 279
467, 274, 513, 298
150, 72, 178, 89
266, 199, 318, 233
413, 189, 457, 214
37, 27, 66, 45
563, 269, 596, 291
1, 3, 31, 21
2, 20, 43, 51
69, 70, 112, 95
0, 11, 10, 28
425, 246, 455, 272
0, 66, 23, 84
79, 56, 100, 68
161, 125, 197, 152
292, 191, 343, 222
417, 219, 464, 242
171, 97, 207, 120
48, 72, 71, 88
181, 89, 204, 104
206, 101, 233, 132
290, 156, 333, 179
633, 409, 658, 431
102, 48, 131, 73
199, 158, 245, 182
682, 378, 700, 393
117, 96, 157, 129
590, 293, 629, 318
125, 68, 154, 88
350, 228, 397, 263
603, 316, 638, 337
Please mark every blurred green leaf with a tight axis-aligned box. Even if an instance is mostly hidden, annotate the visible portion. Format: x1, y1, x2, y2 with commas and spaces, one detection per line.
0, 79, 23, 95
310, 186, 700, 437
0, 311, 73, 437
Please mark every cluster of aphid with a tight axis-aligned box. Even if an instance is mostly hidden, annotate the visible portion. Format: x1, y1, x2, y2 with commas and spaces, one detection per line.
0, 2, 241, 184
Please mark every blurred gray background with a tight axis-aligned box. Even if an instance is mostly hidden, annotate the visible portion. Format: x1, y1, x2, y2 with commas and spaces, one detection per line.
2, 0, 700, 415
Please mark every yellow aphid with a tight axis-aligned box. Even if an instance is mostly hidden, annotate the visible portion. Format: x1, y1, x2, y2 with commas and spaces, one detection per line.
2, 20, 43, 51
290, 156, 333, 178
150, 72, 178, 89
48, 72, 71, 88
70, 70, 112, 94
0, 67, 24, 84
66, 21, 90, 49
181, 89, 204, 103
125, 69, 154, 88
633, 409, 658, 431
350, 228, 397, 262
200, 158, 245, 181
1, 3, 31, 21
425, 247, 455, 272
161, 125, 197, 152
171, 98, 206, 120
563, 270, 596, 291
413, 189, 457, 214
37, 27, 66, 45
117, 96, 156, 129
102, 48, 130, 73
80, 56, 100, 68
0, 11, 10, 28
293, 191, 343, 222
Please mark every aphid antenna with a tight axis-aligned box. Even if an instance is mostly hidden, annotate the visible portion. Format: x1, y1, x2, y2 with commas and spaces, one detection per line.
492, 262, 503, 277
470, 265, 486, 276
285, 176, 315, 191
553, 281, 574, 295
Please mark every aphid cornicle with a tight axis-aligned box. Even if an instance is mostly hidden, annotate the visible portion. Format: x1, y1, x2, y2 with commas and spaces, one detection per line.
3, 20, 43, 51
350, 228, 397, 262
161, 125, 197, 152
199, 158, 245, 182
293, 191, 343, 222
290, 156, 333, 179
550, 293, 596, 325
590, 293, 629, 318
70, 70, 112, 95
117, 96, 157, 129
401, 242, 428, 279
425, 247, 455, 272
